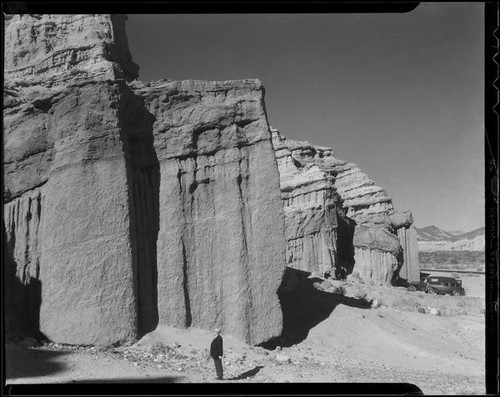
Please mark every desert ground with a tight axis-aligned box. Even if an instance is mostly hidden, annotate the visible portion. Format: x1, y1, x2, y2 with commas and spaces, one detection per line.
5, 273, 485, 395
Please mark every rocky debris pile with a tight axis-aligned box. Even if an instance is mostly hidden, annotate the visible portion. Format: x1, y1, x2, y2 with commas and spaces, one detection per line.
315, 277, 484, 317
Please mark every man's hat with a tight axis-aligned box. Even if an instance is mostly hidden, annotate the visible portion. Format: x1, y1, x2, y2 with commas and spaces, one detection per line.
214, 328, 221, 334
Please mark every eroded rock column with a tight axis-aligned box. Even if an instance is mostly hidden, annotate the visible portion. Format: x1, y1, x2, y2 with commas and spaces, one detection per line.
272, 129, 339, 275
397, 226, 420, 282
38, 82, 139, 345
134, 79, 286, 345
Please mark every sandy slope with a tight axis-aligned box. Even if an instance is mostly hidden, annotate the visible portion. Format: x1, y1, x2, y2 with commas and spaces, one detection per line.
5, 276, 486, 395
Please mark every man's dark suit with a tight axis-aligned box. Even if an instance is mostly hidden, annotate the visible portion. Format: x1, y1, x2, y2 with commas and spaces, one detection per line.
210, 334, 223, 379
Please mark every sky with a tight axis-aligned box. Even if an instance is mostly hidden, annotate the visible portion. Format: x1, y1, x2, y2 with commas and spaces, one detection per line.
126, 3, 484, 233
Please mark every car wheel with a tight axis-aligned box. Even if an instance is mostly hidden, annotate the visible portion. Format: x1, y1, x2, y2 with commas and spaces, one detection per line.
452, 290, 461, 296
407, 285, 417, 292
426, 287, 436, 294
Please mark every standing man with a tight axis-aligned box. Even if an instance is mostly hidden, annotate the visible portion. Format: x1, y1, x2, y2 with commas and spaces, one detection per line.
210, 328, 223, 380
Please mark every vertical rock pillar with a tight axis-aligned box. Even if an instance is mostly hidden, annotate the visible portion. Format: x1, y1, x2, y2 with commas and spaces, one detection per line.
38, 82, 139, 345
397, 225, 420, 282
135, 79, 286, 345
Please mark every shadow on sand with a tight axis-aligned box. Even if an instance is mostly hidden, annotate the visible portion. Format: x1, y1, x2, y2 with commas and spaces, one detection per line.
5, 345, 69, 380
260, 268, 372, 349
227, 365, 263, 381
70, 376, 180, 383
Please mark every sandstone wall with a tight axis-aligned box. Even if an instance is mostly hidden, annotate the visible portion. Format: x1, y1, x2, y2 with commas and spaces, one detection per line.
4, 79, 151, 345
271, 129, 419, 286
4, 14, 164, 344
4, 14, 286, 346
271, 129, 338, 274
4, 14, 138, 86
3, 12, 420, 346
133, 80, 286, 345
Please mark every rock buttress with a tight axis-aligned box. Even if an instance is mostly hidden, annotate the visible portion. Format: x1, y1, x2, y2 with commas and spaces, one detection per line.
3, 14, 154, 345
395, 213, 420, 283
271, 129, 339, 275
271, 129, 419, 286
133, 79, 286, 345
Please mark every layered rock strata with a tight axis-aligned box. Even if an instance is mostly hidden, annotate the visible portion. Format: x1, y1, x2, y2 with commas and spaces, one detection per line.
4, 14, 138, 87
271, 129, 419, 285
4, 14, 285, 346
271, 129, 339, 274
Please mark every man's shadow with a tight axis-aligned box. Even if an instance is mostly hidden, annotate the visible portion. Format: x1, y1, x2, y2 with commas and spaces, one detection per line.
227, 365, 263, 380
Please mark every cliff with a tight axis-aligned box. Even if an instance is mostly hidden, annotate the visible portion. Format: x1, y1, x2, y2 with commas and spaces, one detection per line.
271, 129, 340, 275
132, 79, 285, 344
4, 13, 420, 347
4, 14, 138, 87
271, 129, 419, 285
4, 14, 285, 346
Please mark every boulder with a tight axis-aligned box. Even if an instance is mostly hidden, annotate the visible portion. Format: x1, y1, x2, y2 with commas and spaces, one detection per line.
275, 354, 291, 364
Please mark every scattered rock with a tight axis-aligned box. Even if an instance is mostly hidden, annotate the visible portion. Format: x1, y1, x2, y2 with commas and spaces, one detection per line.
275, 354, 291, 364
430, 308, 440, 316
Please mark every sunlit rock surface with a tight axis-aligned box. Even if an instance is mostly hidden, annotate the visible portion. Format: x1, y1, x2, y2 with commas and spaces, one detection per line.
271, 129, 339, 275
271, 129, 419, 285
133, 79, 286, 345
4, 14, 285, 346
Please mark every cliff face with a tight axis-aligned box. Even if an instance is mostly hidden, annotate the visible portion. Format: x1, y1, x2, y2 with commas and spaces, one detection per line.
4, 14, 285, 346
271, 129, 339, 275
4, 79, 148, 344
271, 129, 419, 285
133, 79, 285, 344
4, 14, 138, 87
4, 13, 419, 346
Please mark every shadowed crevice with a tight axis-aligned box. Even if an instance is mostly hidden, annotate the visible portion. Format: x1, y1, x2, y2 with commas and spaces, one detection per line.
118, 83, 160, 338
181, 239, 192, 328
3, 221, 43, 338
336, 206, 356, 276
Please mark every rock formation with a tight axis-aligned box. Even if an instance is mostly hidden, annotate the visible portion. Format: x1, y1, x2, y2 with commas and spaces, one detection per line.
271, 129, 419, 285
4, 14, 285, 346
4, 13, 420, 346
132, 79, 285, 344
4, 14, 138, 86
271, 129, 339, 275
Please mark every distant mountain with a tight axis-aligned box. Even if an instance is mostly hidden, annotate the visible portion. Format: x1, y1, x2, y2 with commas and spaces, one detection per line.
415, 226, 485, 252
415, 225, 462, 241
450, 227, 486, 241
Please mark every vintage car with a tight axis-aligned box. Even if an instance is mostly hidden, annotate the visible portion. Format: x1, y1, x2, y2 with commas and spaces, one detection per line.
407, 275, 465, 296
